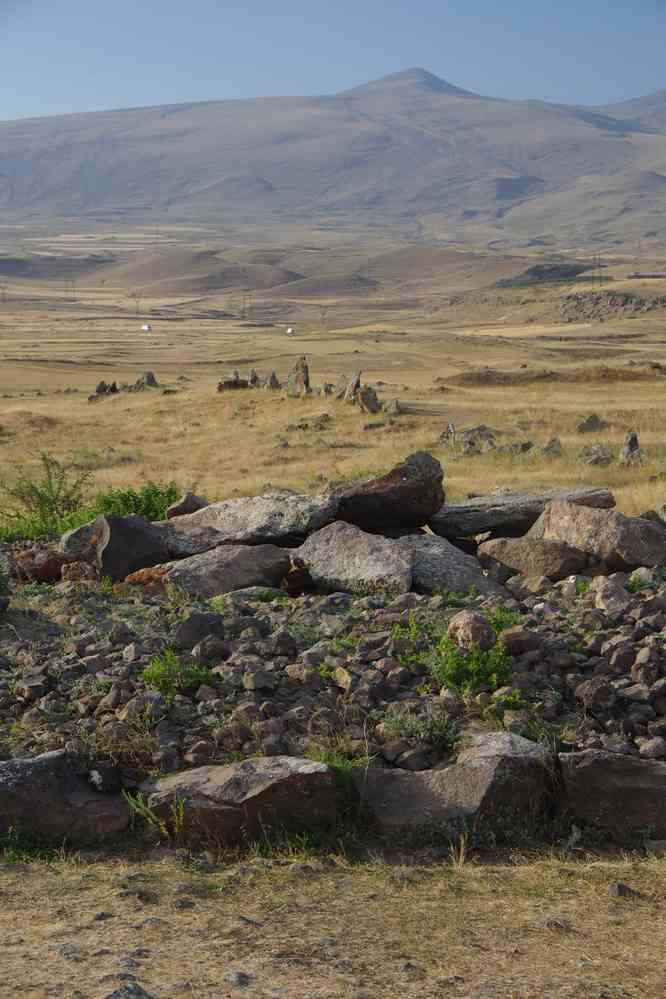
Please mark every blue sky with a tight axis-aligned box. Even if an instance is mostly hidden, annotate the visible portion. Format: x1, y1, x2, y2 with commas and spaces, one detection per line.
2, 0, 666, 119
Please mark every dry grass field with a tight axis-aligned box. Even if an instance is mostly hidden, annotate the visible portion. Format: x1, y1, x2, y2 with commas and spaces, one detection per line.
3, 844, 666, 999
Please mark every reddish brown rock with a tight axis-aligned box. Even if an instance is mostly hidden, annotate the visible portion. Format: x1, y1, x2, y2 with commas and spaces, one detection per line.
336, 452, 445, 530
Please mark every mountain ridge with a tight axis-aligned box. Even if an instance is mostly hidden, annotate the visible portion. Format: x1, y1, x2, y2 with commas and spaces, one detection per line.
2, 68, 666, 250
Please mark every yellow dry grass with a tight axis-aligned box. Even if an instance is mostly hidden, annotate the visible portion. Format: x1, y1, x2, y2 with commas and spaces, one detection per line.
2, 847, 665, 998
0, 372, 665, 516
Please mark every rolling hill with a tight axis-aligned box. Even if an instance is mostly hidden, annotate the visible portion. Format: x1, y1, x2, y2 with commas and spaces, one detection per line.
3, 67, 666, 249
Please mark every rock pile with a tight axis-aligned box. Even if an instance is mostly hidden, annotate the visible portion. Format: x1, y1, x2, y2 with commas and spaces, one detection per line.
88, 371, 160, 403
5, 451, 666, 849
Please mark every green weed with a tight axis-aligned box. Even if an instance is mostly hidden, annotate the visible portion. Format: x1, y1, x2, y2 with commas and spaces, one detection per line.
141, 648, 212, 704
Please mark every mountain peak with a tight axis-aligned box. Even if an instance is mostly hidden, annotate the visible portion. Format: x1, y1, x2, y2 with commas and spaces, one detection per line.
341, 67, 478, 98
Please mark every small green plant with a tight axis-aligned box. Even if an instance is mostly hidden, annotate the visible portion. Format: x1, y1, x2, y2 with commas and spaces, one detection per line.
382, 705, 459, 752
494, 689, 527, 710
0, 826, 57, 864
98, 575, 114, 597
485, 606, 521, 635
19, 581, 51, 597
123, 791, 187, 842
332, 634, 359, 653
575, 578, 589, 596
427, 636, 513, 695
141, 648, 212, 703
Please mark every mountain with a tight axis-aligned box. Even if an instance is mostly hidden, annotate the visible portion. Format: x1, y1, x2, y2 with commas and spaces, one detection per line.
2, 68, 666, 249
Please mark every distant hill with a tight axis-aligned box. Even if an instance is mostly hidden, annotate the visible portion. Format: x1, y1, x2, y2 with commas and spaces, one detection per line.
2, 68, 666, 249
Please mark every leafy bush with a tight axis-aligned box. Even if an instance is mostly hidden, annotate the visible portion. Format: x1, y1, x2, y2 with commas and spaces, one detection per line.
0, 451, 93, 537
94, 480, 179, 521
0, 450, 180, 542
141, 649, 212, 704
427, 636, 513, 695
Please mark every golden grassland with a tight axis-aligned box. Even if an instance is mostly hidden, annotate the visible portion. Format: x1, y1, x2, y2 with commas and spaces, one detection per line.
2, 845, 666, 998
1, 369, 665, 517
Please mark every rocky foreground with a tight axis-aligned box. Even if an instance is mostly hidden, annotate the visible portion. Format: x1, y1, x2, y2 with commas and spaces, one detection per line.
3, 452, 666, 852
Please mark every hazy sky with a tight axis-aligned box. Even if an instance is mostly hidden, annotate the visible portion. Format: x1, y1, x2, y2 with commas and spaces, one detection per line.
2, 0, 666, 119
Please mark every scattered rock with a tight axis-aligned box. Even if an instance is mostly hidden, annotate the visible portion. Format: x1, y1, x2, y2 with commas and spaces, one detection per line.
478, 537, 590, 582
578, 443, 613, 466
354, 733, 554, 839
126, 544, 291, 597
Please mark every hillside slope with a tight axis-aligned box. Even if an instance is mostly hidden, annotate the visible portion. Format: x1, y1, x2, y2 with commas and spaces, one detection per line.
2, 68, 666, 248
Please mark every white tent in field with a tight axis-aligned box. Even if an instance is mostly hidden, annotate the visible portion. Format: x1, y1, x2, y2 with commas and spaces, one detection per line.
141, 324, 152, 332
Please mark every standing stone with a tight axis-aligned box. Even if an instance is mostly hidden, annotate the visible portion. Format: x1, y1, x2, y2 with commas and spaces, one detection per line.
619, 430, 647, 467
287, 356, 310, 397
266, 371, 281, 390
358, 385, 381, 413
333, 374, 349, 400
248, 368, 260, 387
541, 436, 562, 458
343, 371, 361, 403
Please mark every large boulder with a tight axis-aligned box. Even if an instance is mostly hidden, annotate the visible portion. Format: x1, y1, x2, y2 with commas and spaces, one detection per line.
430, 486, 615, 538
394, 534, 506, 596
126, 544, 291, 597
0, 751, 130, 843
61, 515, 228, 581
140, 756, 338, 845
478, 536, 591, 582
336, 452, 445, 530
297, 521, 413, 596
558, 750, 666, 840
530, 501, 666, 571
165, 490, 340, 547
354, 733, 554, 841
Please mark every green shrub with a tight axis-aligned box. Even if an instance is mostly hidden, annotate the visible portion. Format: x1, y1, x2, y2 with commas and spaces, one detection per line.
94, 480, 179, 521
426, 635, 513, 695
0, 451, 93, 537
141, 649, 212, 704
0, 450, 180, 542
